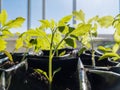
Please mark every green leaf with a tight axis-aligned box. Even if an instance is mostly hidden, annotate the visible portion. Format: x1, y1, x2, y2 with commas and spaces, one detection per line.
50, 19, 56, 29
99, 53, 120, 60
59, 15, 72, 25
53, 67, 61, 78
71, 24, 91, 36
34, 69, 49, 81
0, 39, 7, 51
36, 37, 50, 50
29, 38, 37, 45
114, 22, 120, 31
114, 31, 120, 43
112, 43, 119, 53
65, 38, 76, 48
0, 9, 8, 26
2, 50, 13, 62
112, 57, 120, 61
68, 26, 75, 33
87, 15, 99, 24
97, 46, 112, 52
65, 38, 74, 47
81, 33, 91, 49
114, 14, 120, 20
59, 51, 66, 56
73, 10, 85, 23
58, 25, 69, 34
5, 17, 25, 29
26, 28, 46, 37
15, 38, 23, 50
39, 20, 50, 28
97, 16, 114, 28
2, 29, 13, 37
58, 26, 65, 33
78, 47, 87, 56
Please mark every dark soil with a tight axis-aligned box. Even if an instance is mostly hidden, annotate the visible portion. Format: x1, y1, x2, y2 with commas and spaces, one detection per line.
24, 68, 79, 90
0, 60, 15, 69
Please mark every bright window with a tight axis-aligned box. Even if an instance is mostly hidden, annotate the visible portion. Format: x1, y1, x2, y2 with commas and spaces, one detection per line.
2, 0, 27, 33
77, 0, 119, 34
1, 0, 120, 34
31, 0, 42, 29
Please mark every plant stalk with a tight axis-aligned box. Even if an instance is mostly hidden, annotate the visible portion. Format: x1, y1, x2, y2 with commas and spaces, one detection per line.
48, 29, 55, 90
48, 51, 53, 90
90, 32, 96, 68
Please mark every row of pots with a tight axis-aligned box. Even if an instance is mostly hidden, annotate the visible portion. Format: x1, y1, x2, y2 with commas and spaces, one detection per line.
0, 48, 120, 90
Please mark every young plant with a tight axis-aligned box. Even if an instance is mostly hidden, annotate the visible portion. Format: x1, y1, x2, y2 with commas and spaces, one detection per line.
98, 14, 120, 61
15, 15, 77, 90
0, 9, 25, 62
72, 10, 114, 67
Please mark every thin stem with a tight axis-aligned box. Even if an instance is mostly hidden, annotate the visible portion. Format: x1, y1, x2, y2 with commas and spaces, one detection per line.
21, 48, 29, 61
90, 32, 95, 68
48, 29, 56, 90
48, 50, 53, 90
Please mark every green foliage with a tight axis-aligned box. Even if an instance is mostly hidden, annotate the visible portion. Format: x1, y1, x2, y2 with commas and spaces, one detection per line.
0, 9, 25, 61
3, 50, 13, 62
73, 10, 114, 67
73, 10, 114, 50
98, 14, 120, 61
97, 16, 114, 28
73, 10, 85, 23
98, 46, 112, 53
15, 14, 77, 90
15, 15, 76, 52
99, 53, 120, 61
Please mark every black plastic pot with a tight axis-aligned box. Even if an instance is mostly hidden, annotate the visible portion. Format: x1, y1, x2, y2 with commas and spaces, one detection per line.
79, 50, 120, 90
80, 50, 118, 67
0, 53, 28, 90
86, 67, 120, 90
25, 56, 80, 90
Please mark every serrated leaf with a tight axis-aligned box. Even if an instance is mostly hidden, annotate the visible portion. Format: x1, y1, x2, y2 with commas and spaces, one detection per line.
2, 50, 13, 62
59, 15, 72, 24
39, 20, 50, 28
73, 10, 85, 23
97, 16, 114, 28
71, 24, 91, 36
36, 37, 50, 50
5, 17, 25, 29
99, 53, 120, 60
0, 9, 8, 26
26, 28, 46, 37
